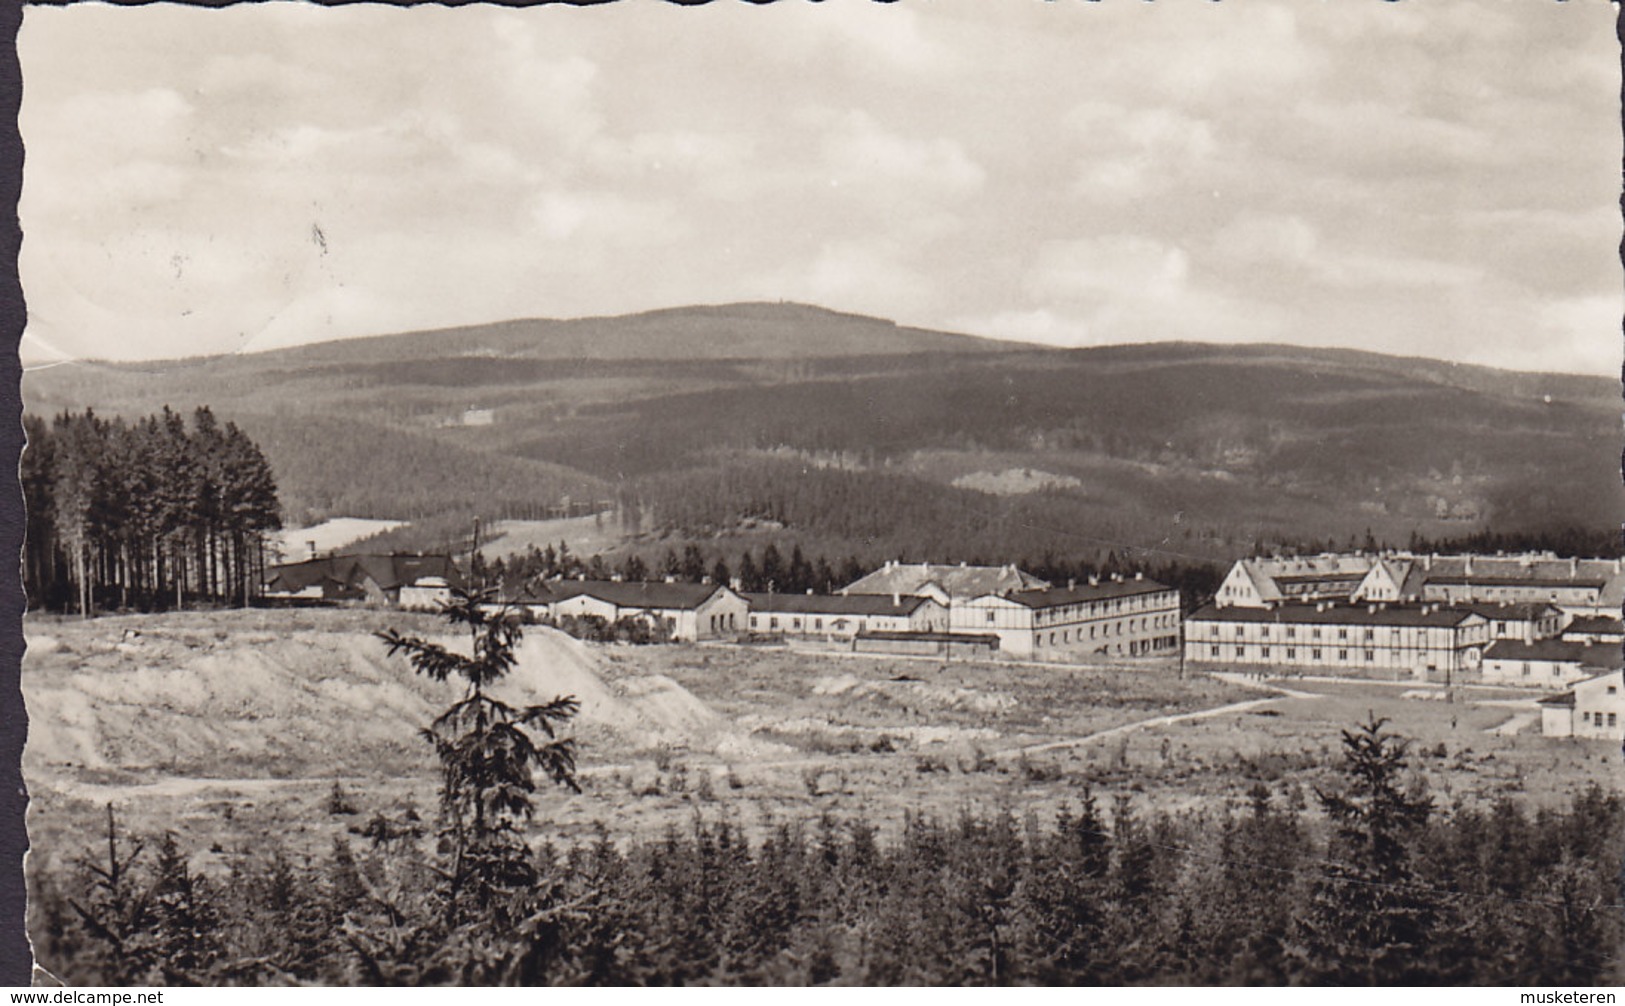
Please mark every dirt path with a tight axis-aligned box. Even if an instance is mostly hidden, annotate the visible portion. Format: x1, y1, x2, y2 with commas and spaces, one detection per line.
995, 673, 1318, 759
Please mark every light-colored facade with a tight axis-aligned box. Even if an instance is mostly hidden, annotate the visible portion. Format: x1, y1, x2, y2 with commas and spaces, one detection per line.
1461, 602, 1566, 644
953, 575, 1181, 659
1480, 639, 1623, 688
1216, 552, 1625, 619
1560, 616, 1624, 645
1185, 602, 1489, 679
546, 580, 748, 641
743, 592, 948, 638
840, 562, 1048, 606
1540, 670, 1624, 740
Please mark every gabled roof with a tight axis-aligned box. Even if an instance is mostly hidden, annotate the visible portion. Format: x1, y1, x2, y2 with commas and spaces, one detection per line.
841, 562, 1048, 599
1537, 690, 1576, 708
743, 592, 932, 616
998, 578, 1173, 610
1483, 639, 1625, 668
265, 554, 462, 593
547, 579, 730, 611
1189, 603, 1482, 628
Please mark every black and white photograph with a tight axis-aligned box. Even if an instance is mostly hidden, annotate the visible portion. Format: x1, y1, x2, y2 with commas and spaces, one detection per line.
11, 0, 1624, 987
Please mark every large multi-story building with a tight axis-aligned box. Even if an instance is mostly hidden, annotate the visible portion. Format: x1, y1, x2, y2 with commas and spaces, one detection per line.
1185, 601, 1489, 680
953, 574, 1181, 659
1215, 552, 1625, 619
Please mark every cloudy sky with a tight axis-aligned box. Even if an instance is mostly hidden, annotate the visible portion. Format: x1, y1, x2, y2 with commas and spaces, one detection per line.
18, 1, 1621, 374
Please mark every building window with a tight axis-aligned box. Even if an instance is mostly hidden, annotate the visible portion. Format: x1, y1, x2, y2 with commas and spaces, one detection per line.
986, 611, 996, 623
1286, 628, 1296, 640
1365, 650, 1374, 662
1312, 629, 1322, 640
1211, 645, 1220, 657
1312, 648, 1322, 660
1364, 629, 1375, 641
793, 618, 801, 630
1611, 713, 1619, 727
1338, 629, 1348, 641
1522, 662, 1530, 677
1338, 649, 1349, 661
1261, 647, 1271, 658
770, 617, 778, 629
1236, 646, 1246, 659
814, 619, 822, 630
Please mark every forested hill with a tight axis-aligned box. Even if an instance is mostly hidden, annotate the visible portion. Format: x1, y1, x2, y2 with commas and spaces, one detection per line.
21, 302, 1622, 564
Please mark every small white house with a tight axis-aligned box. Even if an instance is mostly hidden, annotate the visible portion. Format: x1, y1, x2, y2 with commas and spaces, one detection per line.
1540, 669, 1624, 740
743, 592, 947, 638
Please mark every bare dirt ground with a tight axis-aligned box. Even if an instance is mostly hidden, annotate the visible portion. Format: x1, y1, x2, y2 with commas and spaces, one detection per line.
21, 609, 1621, 881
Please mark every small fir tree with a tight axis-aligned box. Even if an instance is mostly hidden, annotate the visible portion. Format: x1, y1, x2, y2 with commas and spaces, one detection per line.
377, 588, 580, 927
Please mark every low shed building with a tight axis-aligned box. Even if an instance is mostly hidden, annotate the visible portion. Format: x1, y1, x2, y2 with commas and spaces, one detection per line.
547, 580, 748, 642
264, 554, 462, 607
1480, 639, 1624, 689
852, 630, 1000, 660
743, 592, 947, 639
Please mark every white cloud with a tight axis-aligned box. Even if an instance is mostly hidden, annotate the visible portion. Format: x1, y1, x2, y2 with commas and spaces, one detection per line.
1026, 237, 1191, 305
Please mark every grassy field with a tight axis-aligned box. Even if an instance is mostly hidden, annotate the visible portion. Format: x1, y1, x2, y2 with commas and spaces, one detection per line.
22, 609, 1620, 886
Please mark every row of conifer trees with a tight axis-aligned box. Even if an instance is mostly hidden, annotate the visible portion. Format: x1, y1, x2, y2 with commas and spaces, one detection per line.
22, 407, 282, 614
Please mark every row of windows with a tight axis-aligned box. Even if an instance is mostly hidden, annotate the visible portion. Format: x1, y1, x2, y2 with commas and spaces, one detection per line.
1031, 616, 1175, 646
1032, 593, 1178, 623
1581, 711, 1619, 727
1197, 623, 1468, 643
1208, 645, 1441, 663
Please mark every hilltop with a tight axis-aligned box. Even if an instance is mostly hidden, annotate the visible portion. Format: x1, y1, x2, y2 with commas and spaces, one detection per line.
22, 302, 1622, 565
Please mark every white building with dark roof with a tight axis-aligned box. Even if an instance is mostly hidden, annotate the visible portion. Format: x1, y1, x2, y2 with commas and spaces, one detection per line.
1561, 615, 1624, 645
743, 591, 947, 639
953, 574, 1181, 659
546, 580, 748, 641
1481, 638, 1624, 688
1216, 552, 1625, 619
1186, 601, 1489, 680
1539, 670, 1624, 740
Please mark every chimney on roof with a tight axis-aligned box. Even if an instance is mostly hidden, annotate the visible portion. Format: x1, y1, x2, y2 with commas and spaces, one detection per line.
1089, 575, 1100, 587
807, 588, 814, 595
730, 577, 743, 591
1369, 604, 1377, 614
611, 573, 624, 582
1317, 602, 1327, 613
960, 561, 967, 567
1571, 556, 1579, 577
1068, 579, 1076, 590
892, 592, 900, 606
1134, 571, 1144, 581
1464, 556, 1474, 576
664, 575, 677, 584
307, 541, 318, 560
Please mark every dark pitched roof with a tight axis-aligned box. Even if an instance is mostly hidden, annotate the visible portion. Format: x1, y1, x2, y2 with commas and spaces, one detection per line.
547, 579, 730, 610
1001, 578, 1174, 609
265, 554, 462, 593
1459, 601, 1564, 621
1482, 639, 1624, 667
1564, 616, 1624, 635
1538, 690, 1576, 708
1191, 603, 1481, 628
743, 592, 932, 616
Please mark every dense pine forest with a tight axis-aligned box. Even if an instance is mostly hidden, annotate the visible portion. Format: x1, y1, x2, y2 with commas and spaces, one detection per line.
22, 408, 281, 614
30, 739, 1623, 985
